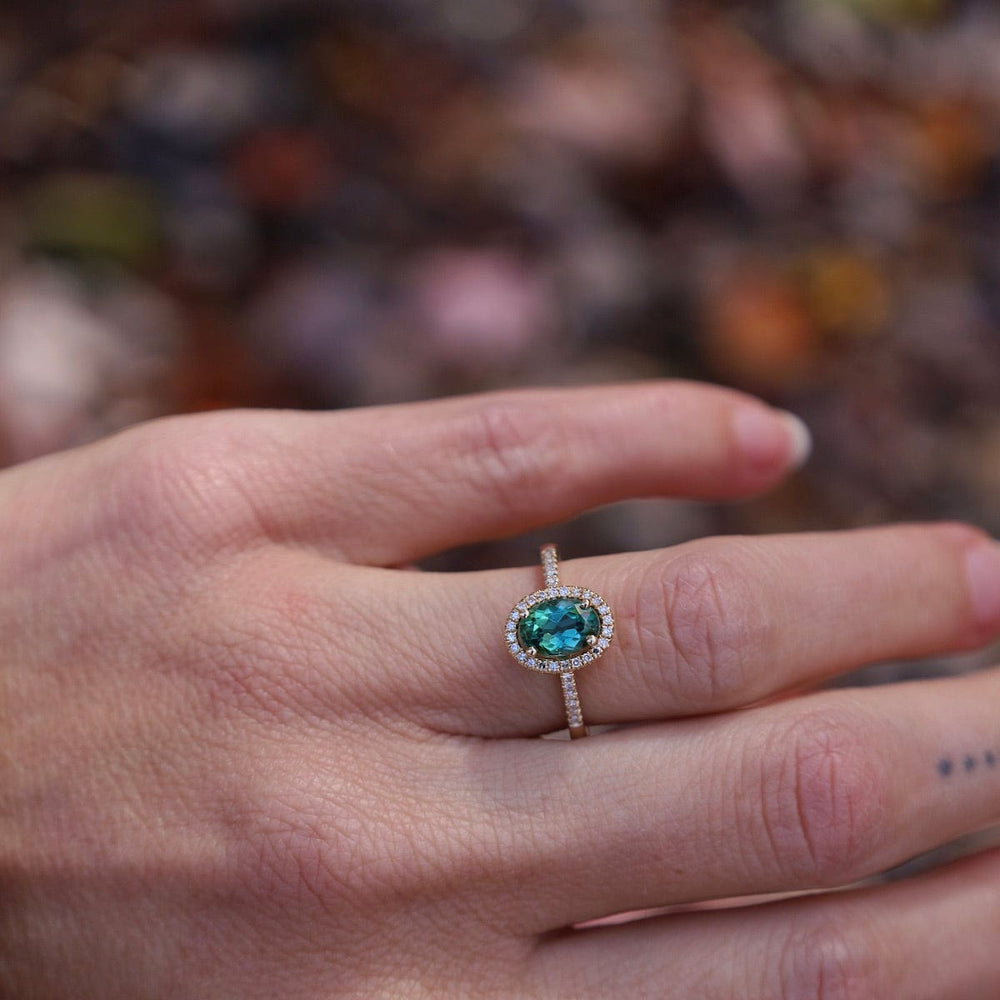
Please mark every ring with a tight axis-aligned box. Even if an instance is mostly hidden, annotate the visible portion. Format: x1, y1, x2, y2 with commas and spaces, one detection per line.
505, 544, 615, 739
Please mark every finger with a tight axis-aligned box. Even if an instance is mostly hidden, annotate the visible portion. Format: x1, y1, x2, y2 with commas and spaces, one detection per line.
530, 846, 1000, 999
417, 523, 1000, 736
486, 668, 1000, 930
114, 381, 807, 566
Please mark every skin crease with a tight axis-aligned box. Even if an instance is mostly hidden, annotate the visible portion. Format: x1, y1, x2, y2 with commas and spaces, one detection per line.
3, 381, 1000, 999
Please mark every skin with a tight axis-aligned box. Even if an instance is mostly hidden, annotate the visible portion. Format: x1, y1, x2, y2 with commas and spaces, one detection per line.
3, 380, 1000, 999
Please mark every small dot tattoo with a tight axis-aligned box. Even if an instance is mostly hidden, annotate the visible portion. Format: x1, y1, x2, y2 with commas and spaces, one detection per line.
987, 751, 997, 768
965, 754, 977, 773
938, 758, 954, 777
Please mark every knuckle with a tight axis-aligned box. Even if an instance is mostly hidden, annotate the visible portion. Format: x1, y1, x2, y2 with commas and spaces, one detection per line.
233, 746, 456, 917
755, 709, 888, 887
453, 399, 569, 513
182, 567, 328, 715
777, 912, 886, 1000
235, 770, 371, 913
643, 547, 759, 707
111, 415, 268, 554
179, 556, 389, 723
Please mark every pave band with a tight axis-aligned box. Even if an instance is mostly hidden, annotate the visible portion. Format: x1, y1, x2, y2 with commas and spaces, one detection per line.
505, 544, 615, 739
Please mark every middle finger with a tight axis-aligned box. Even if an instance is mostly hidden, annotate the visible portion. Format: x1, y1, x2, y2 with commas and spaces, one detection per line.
482, 667, 1000, 931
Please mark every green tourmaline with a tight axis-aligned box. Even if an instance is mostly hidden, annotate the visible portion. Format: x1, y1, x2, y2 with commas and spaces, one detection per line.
517, 598, 601, 659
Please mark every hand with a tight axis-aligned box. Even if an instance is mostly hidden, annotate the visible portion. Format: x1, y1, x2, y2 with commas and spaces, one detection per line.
3, 381, 1000, 999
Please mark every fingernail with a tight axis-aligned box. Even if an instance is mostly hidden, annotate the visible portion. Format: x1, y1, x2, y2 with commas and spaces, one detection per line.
780, 411, 812, 468
733, 407, 812, 472
965, 542, 1000, 629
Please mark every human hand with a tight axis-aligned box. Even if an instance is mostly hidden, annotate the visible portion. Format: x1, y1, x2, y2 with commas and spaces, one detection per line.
3, 382, 1000, 998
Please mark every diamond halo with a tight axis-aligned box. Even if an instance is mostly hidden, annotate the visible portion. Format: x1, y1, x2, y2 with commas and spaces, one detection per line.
506, 586, 615, 673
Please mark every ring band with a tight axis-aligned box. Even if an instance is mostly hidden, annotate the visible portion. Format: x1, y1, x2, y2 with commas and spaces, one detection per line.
505, 544, 615, 739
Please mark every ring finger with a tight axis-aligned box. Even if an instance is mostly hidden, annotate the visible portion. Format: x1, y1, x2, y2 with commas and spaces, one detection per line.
412, 523, 1000, 736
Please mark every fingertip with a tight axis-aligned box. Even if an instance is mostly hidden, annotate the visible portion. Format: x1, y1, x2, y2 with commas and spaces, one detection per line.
732, 406, 812, 477
964, 540, 1000, 632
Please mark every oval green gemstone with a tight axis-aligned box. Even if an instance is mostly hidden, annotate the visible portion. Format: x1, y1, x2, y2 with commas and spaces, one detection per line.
517, 598, 601, 660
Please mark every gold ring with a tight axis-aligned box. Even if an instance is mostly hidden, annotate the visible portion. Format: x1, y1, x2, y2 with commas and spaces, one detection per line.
505, 544, 615, 739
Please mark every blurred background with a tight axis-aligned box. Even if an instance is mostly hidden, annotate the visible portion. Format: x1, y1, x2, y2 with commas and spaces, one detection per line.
0, 0, 998, 577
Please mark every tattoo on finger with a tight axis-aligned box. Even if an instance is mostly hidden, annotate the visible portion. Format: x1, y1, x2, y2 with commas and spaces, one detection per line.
937, 750, 998, 778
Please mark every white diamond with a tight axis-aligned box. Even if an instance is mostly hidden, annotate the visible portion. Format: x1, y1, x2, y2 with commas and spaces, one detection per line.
601, 626, 613, 637
571, 657, 582, 668
582, 653, 593, 663
526, 658, 536, 668
597, 604, 609, 615
598, 637, 609, 649
517, 651, 527, 662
